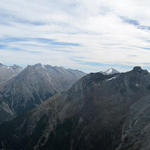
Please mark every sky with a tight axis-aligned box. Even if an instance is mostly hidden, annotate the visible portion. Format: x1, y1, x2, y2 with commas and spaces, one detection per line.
1, 0, 150, 72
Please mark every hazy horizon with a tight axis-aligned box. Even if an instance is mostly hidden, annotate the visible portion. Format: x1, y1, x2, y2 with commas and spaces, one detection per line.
1, 61, 149, 74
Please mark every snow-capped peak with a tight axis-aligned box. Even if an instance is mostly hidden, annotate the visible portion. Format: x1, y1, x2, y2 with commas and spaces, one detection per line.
104, 68, 119, 75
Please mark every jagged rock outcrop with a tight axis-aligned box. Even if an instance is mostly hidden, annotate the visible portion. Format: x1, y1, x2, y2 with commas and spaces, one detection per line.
0, 67, 150, 150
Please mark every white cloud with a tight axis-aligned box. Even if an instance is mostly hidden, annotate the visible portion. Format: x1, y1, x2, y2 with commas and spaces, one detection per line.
0, 0, 150, 72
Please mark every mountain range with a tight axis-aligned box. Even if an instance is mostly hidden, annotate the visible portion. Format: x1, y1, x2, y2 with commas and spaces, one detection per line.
0, 63, 85, 123
0, 66, 149, 150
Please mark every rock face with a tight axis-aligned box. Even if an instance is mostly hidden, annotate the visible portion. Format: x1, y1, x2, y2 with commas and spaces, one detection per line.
0, 63, 22, 84
0, 67, 150, 150
0, 64, 85, 123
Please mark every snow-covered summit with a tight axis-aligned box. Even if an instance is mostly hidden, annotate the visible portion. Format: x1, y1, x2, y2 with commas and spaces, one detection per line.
104, 68, 119, 75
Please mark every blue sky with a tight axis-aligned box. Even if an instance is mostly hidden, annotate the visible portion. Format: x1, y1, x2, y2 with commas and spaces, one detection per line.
1, 0, 150, 72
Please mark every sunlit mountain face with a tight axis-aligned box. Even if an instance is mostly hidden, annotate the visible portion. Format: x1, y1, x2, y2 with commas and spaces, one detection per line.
0, 63, 85, 123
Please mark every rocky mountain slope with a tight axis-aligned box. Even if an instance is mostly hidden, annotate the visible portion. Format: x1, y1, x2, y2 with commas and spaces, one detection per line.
0, 63, 22, 84
0, 67, 150, 150
0, 63, 85, 123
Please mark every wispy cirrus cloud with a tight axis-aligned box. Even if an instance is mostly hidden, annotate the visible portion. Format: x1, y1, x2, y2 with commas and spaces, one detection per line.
0, 37, 80, 46
120, 16, 150, 31
1, 0, 150, 72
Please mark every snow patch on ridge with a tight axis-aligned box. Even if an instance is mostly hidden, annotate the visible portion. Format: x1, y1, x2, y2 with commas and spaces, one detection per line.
107, 76, 117, 81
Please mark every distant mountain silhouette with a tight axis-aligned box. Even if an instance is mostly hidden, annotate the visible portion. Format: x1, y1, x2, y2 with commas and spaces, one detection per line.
0, 63, 22, 84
